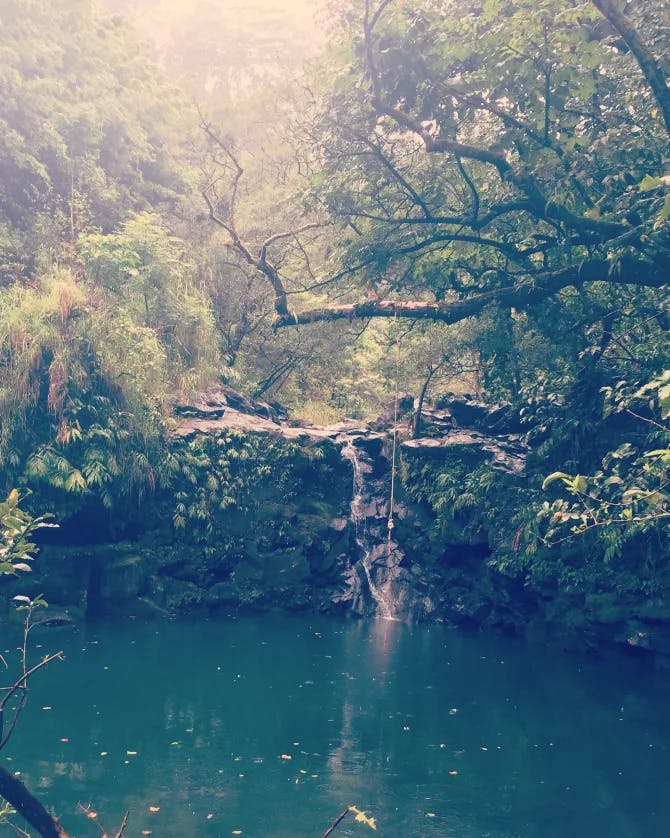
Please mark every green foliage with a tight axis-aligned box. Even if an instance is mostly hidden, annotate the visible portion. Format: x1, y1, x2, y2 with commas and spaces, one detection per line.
0, 232, 218, 514
400, 454, 519, 547
0, 0, 187, 276
79, 212, 220, 390
0, 490, 54, 576
540, 374, 670, 550
168, 431, 333, 542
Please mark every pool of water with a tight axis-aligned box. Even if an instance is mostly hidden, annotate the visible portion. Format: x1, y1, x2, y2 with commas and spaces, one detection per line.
3, 614, 670, 837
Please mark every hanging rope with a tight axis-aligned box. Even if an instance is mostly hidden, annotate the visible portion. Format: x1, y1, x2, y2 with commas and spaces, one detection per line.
387, 311, 401, 549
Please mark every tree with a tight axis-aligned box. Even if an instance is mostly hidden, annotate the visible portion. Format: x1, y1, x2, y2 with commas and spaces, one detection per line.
0, 491, 69, 837
204, 0, 668, 344
540, 372, 670, 547
0, 0, 187, 281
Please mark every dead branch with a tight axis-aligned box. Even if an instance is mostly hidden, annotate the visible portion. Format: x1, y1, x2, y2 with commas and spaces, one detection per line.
0, 766, 70, 838
320, 807, 350, 838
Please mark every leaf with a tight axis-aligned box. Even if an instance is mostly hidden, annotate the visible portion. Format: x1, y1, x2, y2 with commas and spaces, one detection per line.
542, 472, 570, 490
643, 449, 670, 464
622, 488, 646, 505
572, 475, 587, 494
64, 469, 87, 493
13, 563, 33, 572
639, 174, 663, 192
12, 595, 31, 603
348, 806, 377, 831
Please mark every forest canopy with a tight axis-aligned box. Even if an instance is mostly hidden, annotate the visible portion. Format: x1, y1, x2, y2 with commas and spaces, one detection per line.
0, 0, 666, 534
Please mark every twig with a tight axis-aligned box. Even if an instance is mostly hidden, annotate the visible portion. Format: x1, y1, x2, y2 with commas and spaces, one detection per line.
114, 810, 130, 838
0, 653, 64, 709
321, 807, 350, 838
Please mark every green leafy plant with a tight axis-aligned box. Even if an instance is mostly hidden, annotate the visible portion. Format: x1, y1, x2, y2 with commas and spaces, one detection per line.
0, 490, 56, 576
541, 374, 670, 549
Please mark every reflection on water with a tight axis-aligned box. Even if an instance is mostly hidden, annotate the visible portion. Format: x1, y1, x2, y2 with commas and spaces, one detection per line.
4, 614, 670, 837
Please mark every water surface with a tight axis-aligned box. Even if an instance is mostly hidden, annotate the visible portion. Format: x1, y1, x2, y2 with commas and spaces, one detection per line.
4, 614, 670, 837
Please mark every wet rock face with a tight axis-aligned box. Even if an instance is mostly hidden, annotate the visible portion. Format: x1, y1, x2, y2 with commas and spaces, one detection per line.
402, 431, 526, 475
24, 386, 533, 628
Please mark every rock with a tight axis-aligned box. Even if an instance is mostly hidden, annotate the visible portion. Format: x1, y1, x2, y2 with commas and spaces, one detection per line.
174, 384, 284, 422
415, 407, 453, 436
402, 429, 526, 474
430, 393, 523, 434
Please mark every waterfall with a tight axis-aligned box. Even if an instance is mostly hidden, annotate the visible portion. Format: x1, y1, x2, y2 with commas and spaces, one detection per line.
340, 437, 399, 621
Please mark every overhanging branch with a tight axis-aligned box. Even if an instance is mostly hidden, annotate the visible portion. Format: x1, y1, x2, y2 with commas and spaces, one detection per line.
0, 765, 70, 838
273, 257, 667, 329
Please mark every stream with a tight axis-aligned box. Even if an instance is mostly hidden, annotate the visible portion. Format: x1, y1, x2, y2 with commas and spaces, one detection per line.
4, 614, 670, 837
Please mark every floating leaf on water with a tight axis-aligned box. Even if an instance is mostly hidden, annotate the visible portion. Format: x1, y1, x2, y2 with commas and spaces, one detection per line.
348, 806, 377, 831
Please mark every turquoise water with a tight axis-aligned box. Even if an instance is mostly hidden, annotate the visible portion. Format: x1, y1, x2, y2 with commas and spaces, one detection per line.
4, 614, 670, 837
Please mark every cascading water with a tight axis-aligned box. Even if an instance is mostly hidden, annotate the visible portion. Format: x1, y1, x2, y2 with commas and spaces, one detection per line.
340, 437, 399, 620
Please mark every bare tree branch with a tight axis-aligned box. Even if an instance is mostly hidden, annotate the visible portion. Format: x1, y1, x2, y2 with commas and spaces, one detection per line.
0, 766, 70, 838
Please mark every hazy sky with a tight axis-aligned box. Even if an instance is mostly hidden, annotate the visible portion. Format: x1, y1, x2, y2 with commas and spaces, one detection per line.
105, 0, 328, 71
